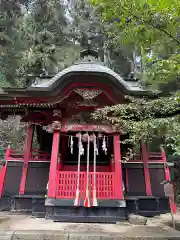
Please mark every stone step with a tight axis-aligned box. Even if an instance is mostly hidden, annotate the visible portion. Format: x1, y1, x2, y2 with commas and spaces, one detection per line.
45, 206, 127, 223
1, 228, 180, 240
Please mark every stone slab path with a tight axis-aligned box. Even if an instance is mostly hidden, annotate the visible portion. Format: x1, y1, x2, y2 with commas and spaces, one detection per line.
0, 212, 180, 239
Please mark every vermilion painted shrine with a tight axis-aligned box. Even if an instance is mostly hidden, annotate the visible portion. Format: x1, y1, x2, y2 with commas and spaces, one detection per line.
0, 50, 176, 222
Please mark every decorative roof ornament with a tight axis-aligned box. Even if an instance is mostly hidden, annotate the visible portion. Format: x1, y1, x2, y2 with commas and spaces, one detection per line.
70, 99, 98, 107
79, 40, 99, 62
80, 49, 99, 61
74, 89, 102, 99
53, 109, 62, 118
33, 77, 40, 86
40, 68, 48, 77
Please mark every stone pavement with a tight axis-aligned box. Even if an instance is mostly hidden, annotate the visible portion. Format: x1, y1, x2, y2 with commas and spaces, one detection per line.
0, 212, 180, 239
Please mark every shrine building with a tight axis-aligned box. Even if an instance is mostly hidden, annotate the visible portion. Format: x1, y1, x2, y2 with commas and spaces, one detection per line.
0, 50, 175, 222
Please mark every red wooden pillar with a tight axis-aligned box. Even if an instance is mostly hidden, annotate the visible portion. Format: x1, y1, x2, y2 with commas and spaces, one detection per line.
0, 146, 10, 197
142, 141, 152, 196
0, 162, 8, 198
113, 135, 123, 199
161, 147, 171, 181
19, 124, 34, 194
48, 130, 60, 198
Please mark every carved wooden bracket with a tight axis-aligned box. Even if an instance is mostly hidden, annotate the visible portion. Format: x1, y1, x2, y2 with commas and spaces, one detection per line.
43, 121, 61, 133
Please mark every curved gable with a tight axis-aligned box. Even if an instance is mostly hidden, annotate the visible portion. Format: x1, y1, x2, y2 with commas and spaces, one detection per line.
30, 62, 145, 95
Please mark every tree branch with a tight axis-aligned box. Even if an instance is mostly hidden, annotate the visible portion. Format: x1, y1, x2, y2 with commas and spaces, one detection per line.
147, 21, 180, 45
119, 4, 180, 45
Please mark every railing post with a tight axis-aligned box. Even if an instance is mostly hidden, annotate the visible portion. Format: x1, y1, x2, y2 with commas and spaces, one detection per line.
5, 145, 11, 160
19, 124, 34, 194
113, 134, 123, 199
161, 146, 176, 214
0, 146, 9, 197
161, 147, 171, 181
141, 141, 152, 196
48, 130, 60, 198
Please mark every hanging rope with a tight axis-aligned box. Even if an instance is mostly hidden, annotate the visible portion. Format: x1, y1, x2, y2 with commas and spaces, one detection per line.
102, 135, 108, 155
70, 136, 73, 154
84, 133, 91, 207
74, 133, 83, 206
92, 134, 98, 207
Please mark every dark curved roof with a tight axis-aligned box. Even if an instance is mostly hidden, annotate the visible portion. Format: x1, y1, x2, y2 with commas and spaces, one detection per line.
0, 49, 148, 101
30, 61, 145, 94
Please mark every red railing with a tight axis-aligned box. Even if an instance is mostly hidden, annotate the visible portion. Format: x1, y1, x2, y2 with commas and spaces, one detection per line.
56, 171, 115, 199
5, 147, 50, 162
61, 165, 110, 172
148, 152, 163, 162
126, 152, 163, 163
5, 143, 163, 164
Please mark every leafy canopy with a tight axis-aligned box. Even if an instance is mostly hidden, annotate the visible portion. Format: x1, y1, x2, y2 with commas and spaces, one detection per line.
91, 0, 180, 156
92, 0, 180, 45
91, 0, 180, 90
92, 93, 180, 155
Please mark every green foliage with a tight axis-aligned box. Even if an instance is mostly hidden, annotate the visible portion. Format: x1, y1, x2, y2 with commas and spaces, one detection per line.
143, 54, 180, 91
0, 1, 25, 86
0, 0, 136, 86
93, 94, 180, 155
70, 0, 107, 62
20, 0, 73, 75
91, 0, 180, 156
91, 0, 180, 90
92, 0, 180, 45
0, 117, 26, 151
0, 0, 81, 87
70, 0, 133, 76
